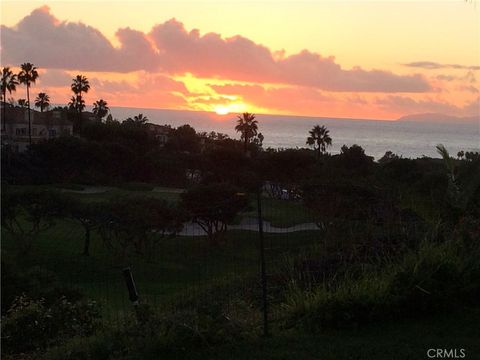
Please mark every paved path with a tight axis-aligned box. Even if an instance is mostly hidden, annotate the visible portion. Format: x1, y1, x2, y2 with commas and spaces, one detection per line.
178, 217, 320, 236
61, 186, 112, 194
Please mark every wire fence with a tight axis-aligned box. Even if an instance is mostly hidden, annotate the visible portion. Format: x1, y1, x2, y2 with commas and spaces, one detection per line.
3, 185, 432, 339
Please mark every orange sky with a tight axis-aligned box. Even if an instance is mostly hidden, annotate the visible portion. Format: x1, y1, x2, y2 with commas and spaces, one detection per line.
1, 1, 479, 119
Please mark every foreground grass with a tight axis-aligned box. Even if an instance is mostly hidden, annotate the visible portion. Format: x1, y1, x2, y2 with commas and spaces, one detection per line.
2, 216, 322, 319
210, 308, 480, 360
40, 306, 480, 360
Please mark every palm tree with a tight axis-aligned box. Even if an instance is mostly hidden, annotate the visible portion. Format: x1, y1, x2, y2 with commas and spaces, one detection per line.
92, 99, 109, 121
71, 75, 90, 121
34, 92, 50, 112
68, 95, 85, 113
133, 113, 148, 124
307, 125, 332, 159
18, 63, 39, 145
235, 112, 258, 153
18, 99, 28, 108
1, 67, 19, 132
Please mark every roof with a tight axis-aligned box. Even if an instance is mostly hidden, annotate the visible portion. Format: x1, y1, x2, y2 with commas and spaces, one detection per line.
3, 107, 73, 127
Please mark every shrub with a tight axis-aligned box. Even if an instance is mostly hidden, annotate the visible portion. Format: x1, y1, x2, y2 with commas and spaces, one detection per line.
281, 239, 480, 332
1, 295, 101, 355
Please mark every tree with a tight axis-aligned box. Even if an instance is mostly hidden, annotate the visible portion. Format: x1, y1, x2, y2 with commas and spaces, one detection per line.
34, 92, 50, 112
92, 99, 109, 121
70, 75, 90, 123
235, 112, 258, 153
68, 95, 85, 113
306, 125, 332, 159
98, 197, 183, 258
123, 113, 148, 125
133, 113, 148, 124
17, 99, 28, 108
18, 63, 39, 146
1, 189, 66, 255
180, 183, 248, 245
64, 199, 106, 256
1, 67, 19, 131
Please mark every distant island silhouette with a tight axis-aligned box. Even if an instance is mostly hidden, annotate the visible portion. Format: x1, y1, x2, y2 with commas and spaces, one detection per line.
397, 112, 479, 124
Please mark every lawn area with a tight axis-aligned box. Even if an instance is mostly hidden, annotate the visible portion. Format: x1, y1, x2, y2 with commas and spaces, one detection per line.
2, 216, 322, 319
244, 197, 317, 228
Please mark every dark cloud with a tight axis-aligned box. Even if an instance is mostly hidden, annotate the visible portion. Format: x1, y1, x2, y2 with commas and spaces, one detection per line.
2, 6, 431, 93
404, 61, 480, 71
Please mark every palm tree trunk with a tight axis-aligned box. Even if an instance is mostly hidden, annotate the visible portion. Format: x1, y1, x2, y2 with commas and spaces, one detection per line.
2, 89, 6, 133
27, 85, 32, 146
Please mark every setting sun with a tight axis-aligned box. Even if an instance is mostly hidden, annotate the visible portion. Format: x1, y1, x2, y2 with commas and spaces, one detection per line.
214, 106, 230, 115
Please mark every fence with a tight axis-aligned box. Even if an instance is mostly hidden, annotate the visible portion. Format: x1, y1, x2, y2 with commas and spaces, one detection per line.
2, 185, 431, 341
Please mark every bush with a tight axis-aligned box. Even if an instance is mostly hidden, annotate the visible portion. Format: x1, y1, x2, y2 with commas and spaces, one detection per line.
1, 295, 101, 355
281, 238, 480, 332
1, 263, 83, 315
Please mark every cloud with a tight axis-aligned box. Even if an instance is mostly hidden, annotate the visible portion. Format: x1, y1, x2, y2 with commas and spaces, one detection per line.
37, 69, 72, 87
404, 61, 480, 71
1, 6, 431, 93
376, 95, 479, 117
0, 6, 158, 72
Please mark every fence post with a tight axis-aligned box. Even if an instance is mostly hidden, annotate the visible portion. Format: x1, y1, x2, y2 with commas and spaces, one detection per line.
122, 267, 141, 322
257, 187, 269, 337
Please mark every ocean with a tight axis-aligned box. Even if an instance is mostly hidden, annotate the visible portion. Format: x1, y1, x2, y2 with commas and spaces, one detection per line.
107, 107, 479, 160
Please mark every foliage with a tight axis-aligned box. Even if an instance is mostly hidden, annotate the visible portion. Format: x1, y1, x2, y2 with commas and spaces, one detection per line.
281, 237, 480, 332
34, 92, 50, 112
235, 112, 258, 153
1, 188, 68, 254
306, 125, 332, 158
92, 99, 109, 120
1, 295, 100, 355
98, 196, 184, 258
181, 183, 249, 245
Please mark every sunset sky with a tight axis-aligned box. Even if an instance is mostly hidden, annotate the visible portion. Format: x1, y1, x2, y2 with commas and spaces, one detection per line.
1, 0, 479, 119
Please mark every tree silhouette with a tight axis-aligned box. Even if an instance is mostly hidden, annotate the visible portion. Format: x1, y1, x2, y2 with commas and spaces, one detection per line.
133, 113, 148, 124
71, 75, 90, 122
17, 99, 28, 108
34, 92, 50, 112
123, 113, 148, 125
18, 63, 39, 146
1, 67, 19, 132
68, 95, 85, 113
306, 125, 332, 159
92, 99, 109, 121
235, 112, 258, 153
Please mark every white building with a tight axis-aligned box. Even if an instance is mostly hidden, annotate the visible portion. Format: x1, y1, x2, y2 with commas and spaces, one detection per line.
1, 106, 74, 152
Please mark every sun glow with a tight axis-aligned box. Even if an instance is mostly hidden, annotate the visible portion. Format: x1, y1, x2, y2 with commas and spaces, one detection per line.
214, 106, 230, 115
213, 102, 248, 116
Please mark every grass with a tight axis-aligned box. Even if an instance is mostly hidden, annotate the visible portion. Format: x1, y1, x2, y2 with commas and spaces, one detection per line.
2, 215, 322, 320
203, 307, 480, 360
244, 197, 317, 228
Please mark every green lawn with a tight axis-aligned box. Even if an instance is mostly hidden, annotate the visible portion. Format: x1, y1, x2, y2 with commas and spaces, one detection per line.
2, 215, 322, 319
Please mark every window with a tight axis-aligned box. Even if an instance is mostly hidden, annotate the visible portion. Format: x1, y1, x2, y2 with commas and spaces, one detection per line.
48, 129, 57, 137
15, 128, 27, 136
32, 128, 37, 136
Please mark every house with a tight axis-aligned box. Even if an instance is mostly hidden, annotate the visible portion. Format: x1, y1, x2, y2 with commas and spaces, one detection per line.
1, 105, 74, 152
145, 123, 171, 145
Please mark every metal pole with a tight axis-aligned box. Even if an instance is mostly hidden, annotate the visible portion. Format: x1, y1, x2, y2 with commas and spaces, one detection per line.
257, 188, 269, 337
122, 267, 139, 304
